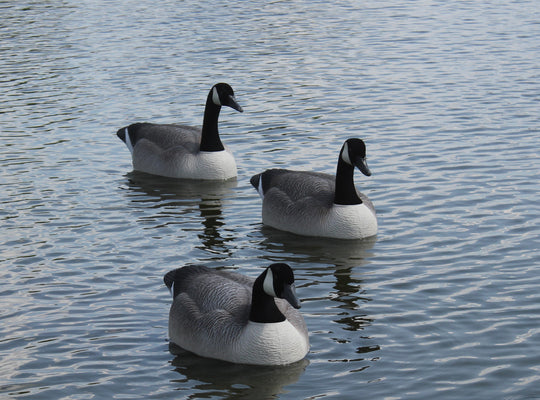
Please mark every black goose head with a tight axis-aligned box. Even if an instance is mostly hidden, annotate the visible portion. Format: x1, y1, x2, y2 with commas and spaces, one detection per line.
210, 83, 243, 112
333, 138, 372, 205
200, 83, 243, 152
262, 263, 301, 309
340, 138, 371, 177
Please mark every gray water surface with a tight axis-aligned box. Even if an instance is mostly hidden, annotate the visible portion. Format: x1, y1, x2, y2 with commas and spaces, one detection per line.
1, 1, 539, 399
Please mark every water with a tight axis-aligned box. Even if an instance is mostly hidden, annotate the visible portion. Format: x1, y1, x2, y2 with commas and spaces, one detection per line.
1, 1, 539, 399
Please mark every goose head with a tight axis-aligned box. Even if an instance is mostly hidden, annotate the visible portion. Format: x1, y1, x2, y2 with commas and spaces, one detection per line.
340, 138, 371, 177
262, 263, 301, 309
211, 83, 243, 113
250, 263, 301, 323
333, 138, 372, 205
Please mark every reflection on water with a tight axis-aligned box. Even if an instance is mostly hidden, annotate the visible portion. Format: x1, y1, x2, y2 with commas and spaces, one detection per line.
258, 226, 377, 268
196, 200, 228, 252
170, 343, 308, 399
124, 171, 238, 203
124, 171, 237, 254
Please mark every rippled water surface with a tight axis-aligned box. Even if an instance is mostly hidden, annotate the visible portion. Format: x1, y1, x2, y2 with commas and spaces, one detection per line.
1, 1, 539, 399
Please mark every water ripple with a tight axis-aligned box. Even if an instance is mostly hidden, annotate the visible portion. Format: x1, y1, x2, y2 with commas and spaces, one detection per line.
1, 0, 540, 399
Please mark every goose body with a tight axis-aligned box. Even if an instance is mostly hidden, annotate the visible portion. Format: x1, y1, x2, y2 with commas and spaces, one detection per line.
164, 264, 309, 366
117, 83, 242, 180
250, 138, 377, 239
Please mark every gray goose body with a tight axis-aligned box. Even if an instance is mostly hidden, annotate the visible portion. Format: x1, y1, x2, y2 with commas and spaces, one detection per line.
116, 83, 242, 180
164, 264, 309, 365
250, 138, 377, 239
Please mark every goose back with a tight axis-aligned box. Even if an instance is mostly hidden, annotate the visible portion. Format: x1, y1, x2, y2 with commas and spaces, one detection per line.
120, 123, 202, 154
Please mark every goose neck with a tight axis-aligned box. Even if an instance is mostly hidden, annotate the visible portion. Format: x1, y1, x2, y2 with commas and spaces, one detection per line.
249, 275, 286, 323
200, 94, 225, 152
334, 159, 363, 205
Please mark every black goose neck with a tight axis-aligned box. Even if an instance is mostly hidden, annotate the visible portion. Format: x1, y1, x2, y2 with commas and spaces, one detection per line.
249, 273, 286, 323
200, 92, 225, 152
334, 158, 363, 205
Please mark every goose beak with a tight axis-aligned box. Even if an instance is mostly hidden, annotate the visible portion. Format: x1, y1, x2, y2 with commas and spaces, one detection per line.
226, 95, 243, 113
355, 157, 371, 177
282, 283, 301, 309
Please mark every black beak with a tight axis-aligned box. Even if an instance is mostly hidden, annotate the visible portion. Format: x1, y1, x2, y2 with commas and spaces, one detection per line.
355, 157, 371, 177
226, 94, 243, 112
282, 283, 301, 309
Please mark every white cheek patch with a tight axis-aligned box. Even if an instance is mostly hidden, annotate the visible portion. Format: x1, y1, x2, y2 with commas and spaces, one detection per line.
212, 87, 221, 106
263, 268, 277, 297
341, 142, 352, 165
124, 127, 134, 154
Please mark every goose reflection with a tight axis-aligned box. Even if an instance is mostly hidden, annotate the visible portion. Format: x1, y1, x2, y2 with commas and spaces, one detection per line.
169, 343, 308, 399
258, 226, 377, 267
331, 264, 380, 359
196, 200, 227, 250
124, 171, 236, 253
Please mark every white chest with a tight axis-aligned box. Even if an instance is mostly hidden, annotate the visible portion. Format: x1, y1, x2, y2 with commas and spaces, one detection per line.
227, 321, 309, 365
323, 204, 378, 239
186, 150, 237, 180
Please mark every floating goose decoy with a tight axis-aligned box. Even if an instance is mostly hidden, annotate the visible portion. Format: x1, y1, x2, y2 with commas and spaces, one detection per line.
250, 138, 377, 239
164, 263, 309, 365
116, 83, 243, 180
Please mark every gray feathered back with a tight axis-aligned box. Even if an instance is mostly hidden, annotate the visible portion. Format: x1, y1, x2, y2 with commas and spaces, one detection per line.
252, 169, 335, 205
129, 123, 201, 153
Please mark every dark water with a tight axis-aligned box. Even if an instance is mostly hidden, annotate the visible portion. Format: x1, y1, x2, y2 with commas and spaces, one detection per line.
1, 1, 539, 399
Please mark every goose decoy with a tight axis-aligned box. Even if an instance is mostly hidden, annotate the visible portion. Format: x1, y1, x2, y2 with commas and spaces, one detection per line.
250, 138, 377, 239
164, 263, 309, 365
116, 83, 243, 180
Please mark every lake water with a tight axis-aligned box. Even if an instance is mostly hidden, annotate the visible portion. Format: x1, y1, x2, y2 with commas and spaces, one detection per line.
1, 1, 539, 399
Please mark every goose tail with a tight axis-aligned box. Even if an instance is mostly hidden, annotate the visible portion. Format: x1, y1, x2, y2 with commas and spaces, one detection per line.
163, 269, 178, 293
250, 173, 264, 198
116, 126, 134, 154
